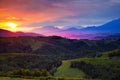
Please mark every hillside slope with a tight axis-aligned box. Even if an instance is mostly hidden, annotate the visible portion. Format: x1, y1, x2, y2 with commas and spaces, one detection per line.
54, 60, 85, 78
54, 48, 120, 79
1, 36, 120, 59
0, 29, 43, 37
70, 49, 120, 80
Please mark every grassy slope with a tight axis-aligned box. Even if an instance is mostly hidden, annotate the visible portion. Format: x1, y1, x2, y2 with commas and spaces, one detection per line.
54, 60, 85, 78
54, 49, 120, 79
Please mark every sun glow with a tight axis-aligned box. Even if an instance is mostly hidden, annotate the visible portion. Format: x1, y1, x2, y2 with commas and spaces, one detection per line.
6, 22, 17, 31
0, 21, 33, 32
0, 22, 33, 32
7, 22, 17, 29
0, 22, 18, 31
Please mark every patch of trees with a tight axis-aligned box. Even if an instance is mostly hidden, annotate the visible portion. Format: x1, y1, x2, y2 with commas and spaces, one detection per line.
0, 53, 62, 75
0, 68, 50, 78
71, 61, 120, 80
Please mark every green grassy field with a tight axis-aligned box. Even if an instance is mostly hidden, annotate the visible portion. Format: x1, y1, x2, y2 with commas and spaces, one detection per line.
54, 60, 85, 78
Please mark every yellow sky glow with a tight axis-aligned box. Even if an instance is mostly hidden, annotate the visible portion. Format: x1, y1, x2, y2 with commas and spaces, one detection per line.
0, 22, 18, 32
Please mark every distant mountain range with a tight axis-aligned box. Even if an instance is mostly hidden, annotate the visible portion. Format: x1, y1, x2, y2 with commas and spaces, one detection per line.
0, 18, 120, 39
80, 18, 120, 33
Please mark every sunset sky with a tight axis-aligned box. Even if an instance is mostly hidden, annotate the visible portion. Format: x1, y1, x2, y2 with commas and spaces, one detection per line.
0, 0, 120, 32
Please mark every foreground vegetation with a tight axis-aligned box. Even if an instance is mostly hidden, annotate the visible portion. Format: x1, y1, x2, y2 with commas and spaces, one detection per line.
0, 68, 50, 78
0, 53, 61, 75
0, 36, 120, 80
71, 49, 120, 80
0, 77, 100, 80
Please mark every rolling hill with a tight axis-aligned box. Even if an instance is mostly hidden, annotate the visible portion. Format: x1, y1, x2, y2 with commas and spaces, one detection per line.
0, 29, 43, 37
69, 48, 120, 80
0, 36, 120, 79
54, 48, 120, 80
1, 36, 120, 58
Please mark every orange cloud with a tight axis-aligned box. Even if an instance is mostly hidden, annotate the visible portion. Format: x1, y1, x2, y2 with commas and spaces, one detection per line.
0, 0, 75, 28
0, 0, 120, 32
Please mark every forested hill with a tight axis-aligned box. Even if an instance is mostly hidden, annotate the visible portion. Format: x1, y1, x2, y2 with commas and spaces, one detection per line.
0, 36, 120, 79
0, 36, 120, 59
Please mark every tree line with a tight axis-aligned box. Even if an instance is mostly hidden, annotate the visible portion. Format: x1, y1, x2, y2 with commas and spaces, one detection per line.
71, 61, 120, 80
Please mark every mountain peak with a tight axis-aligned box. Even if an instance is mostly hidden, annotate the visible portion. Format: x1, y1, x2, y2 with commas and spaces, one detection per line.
98, 18, 120, 32
81, 18, 120, 33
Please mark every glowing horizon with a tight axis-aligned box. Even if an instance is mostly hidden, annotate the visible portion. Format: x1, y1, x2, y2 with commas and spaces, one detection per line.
0, 0, 120, 33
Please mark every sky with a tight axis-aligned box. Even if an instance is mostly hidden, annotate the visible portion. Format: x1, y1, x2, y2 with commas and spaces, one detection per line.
0, 0, 120, 32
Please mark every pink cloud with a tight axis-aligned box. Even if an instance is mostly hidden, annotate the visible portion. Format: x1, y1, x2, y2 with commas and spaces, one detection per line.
0, 0, 75, 26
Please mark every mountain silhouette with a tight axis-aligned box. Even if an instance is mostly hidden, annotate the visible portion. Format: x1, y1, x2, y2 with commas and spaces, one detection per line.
80, 18, 120, 33
0, 29, 43, 37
